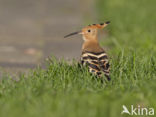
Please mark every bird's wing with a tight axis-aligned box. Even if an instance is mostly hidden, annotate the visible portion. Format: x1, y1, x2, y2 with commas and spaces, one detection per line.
97, 52, 111, 80
81, 51, 101, 75
81, 51, 111, 79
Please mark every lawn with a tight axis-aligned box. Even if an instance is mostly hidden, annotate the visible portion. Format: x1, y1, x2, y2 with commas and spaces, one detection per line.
0, 0, 156, 117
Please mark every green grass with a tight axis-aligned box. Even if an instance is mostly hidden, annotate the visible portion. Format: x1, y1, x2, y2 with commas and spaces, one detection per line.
0, 0, 156, 117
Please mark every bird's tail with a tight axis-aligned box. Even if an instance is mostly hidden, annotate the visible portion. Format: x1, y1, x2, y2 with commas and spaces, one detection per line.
105, 75, 111, 81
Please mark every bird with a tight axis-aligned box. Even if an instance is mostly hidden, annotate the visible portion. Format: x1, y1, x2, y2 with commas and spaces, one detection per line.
64, 21, 111, 81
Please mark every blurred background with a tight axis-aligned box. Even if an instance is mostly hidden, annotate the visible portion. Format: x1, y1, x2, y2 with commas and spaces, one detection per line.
0, 0, 156, 75
0, 0, 156, 116
0, 0, 96, 74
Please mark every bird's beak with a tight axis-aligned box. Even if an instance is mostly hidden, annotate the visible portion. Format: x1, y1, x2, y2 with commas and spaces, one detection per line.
64, 31, 81, 38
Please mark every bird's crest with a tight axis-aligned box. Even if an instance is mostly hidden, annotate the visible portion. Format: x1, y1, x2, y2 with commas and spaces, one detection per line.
87, 21, 110, 29
64, 21, 110, 38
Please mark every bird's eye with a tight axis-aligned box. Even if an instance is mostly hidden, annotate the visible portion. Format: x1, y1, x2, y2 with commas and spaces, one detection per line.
88, 30, 91, 32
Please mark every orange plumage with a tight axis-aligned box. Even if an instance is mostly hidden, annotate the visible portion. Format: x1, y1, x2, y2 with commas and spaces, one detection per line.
64, 21, 111, 81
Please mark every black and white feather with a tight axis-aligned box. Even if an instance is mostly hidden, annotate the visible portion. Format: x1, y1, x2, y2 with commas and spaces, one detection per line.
81, 50, 110, 81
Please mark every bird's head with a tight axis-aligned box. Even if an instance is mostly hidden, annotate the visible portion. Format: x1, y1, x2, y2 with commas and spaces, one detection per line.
64, 21, 110, 41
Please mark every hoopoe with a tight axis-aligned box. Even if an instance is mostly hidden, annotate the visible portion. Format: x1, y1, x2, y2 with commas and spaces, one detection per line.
64, 21, 111, 81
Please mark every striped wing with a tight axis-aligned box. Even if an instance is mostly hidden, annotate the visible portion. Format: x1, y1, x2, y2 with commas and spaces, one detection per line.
81, 51, 110, 81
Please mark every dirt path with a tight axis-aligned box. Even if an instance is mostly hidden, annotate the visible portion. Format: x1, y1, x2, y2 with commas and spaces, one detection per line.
0, 0, 95, 75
